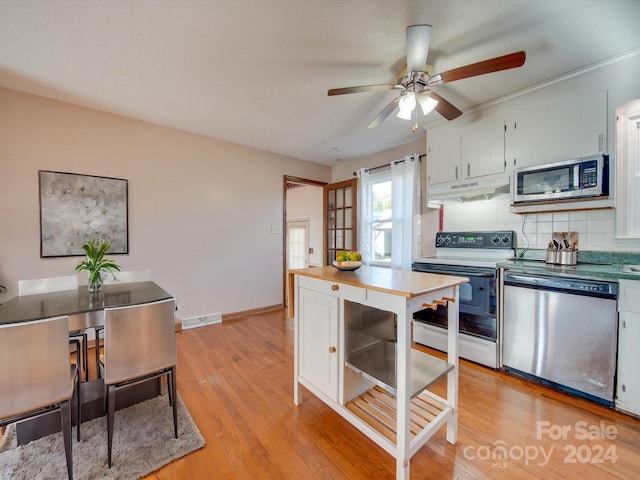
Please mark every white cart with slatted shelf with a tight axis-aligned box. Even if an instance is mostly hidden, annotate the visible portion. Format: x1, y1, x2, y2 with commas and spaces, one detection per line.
290, 266, 467, 479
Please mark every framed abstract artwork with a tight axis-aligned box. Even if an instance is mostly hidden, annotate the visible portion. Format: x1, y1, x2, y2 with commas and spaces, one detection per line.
39, 170, 129, 257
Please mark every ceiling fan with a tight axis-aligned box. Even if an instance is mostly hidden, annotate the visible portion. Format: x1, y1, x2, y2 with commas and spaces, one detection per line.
328, 25, 526, 131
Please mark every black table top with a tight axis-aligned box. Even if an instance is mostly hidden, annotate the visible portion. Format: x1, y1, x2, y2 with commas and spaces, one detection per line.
0, 281, 174, 325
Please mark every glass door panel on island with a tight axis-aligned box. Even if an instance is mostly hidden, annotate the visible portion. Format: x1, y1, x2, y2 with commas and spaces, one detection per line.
324, 178, 358, 264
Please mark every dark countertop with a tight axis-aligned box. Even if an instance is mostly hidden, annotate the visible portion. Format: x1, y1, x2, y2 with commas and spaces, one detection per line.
0, 281, 173, 325
498, 250, 640, 281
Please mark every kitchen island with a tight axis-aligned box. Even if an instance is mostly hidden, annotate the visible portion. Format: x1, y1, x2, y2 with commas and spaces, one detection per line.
289, 266, 468, 479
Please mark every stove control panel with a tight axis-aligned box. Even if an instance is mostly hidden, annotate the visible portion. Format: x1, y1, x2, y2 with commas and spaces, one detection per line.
435, 231, 516, 249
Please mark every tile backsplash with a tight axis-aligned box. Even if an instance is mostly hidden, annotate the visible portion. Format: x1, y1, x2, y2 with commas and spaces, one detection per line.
442, 195, 621, 251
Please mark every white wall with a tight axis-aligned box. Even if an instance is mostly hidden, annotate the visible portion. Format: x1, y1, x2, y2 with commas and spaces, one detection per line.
286, 184, 323, 266
331, 137, 425, 182
0, 88, 331, 318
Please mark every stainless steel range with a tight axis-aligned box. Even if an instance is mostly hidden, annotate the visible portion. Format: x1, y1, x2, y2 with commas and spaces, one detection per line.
411, 231, 516, 368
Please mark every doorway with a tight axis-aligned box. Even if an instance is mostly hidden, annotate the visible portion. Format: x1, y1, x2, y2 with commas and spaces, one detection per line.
283, 176, 326, 308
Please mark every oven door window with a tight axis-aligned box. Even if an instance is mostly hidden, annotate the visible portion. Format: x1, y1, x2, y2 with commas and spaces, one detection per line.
413, 306, 497, 341
412, 265, 496, 315
463, 276, 495, 315
460, 283, 472, 303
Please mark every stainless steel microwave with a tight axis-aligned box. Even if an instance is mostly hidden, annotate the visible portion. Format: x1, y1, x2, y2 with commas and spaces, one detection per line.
513, 155, 609, 204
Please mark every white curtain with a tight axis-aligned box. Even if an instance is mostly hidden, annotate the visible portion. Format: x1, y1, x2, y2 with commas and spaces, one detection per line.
390, 155, 421, 270
356, 168, 372, 265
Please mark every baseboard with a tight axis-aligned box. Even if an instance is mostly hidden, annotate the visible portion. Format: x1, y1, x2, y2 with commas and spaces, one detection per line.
222, 304, 284, 321
87, 304, 285, 338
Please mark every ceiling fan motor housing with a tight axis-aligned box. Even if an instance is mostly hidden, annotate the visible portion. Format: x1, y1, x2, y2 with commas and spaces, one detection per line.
397, 71, 430, 95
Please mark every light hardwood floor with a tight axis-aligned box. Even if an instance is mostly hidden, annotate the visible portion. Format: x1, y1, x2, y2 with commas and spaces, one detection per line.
139, 309, 639, 480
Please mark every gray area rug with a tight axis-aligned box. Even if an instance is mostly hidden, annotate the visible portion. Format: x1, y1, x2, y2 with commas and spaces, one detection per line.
0, 394, 205, 479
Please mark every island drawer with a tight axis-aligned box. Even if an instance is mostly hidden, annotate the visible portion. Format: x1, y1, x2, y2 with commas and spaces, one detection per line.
298, 275, 366, 302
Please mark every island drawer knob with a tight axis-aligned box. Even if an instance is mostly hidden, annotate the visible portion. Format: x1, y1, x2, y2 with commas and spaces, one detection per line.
331, 284, 339, 291
328, 346, 336, 353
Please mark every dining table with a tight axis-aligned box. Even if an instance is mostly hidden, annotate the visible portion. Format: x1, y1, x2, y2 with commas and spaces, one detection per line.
0, 281, 175, 444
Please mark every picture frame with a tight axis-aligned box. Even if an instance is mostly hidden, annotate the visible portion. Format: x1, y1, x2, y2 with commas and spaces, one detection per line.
39, 170, 129, 257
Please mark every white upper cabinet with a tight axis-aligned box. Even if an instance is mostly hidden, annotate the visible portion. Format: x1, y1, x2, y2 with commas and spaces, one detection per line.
506, 88, 608, 170
461, 105, 506, 179
427, 105, 506, 187
426, 122, 461, 186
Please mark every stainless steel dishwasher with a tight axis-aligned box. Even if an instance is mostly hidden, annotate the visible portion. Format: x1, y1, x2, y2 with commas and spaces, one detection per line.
502, 271, 618, 405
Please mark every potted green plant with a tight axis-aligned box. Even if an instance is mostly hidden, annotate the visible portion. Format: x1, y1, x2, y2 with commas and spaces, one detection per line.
75, 240, 121, 292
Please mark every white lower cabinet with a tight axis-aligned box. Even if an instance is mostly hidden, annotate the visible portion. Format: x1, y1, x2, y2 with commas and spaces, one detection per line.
298, 286, 339, 402
616, 280, 640, 416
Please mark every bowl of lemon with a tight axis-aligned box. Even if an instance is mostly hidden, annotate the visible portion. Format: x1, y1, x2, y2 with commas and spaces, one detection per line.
332, 251, 362, 271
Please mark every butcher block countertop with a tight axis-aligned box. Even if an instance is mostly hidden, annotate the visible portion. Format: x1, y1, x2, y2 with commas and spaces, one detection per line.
288, 265, 468, 317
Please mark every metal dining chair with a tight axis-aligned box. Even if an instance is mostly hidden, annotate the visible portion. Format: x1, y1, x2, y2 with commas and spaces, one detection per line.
94, 270, 151, 379
98, 297, 177, 467
0, 315, 81, 480
18, 276, 89, 382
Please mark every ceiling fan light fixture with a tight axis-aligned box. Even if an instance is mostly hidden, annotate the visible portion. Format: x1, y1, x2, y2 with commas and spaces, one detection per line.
397, 92, 416, 120
417, 91, 439, 115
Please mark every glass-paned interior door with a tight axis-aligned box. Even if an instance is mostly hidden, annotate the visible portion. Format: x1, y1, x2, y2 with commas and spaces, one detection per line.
287, 221, 309, 269
323, 178, 358, 265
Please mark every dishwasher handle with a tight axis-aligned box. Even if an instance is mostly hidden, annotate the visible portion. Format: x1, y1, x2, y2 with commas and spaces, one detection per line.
503, 271, 617, 299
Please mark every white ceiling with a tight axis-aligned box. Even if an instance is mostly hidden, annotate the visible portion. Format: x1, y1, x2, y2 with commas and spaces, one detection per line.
1, 1, 640, 166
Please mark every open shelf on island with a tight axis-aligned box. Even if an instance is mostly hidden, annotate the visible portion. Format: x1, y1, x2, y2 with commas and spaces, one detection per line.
345, 339, 453, 398
346, 385, 450, 444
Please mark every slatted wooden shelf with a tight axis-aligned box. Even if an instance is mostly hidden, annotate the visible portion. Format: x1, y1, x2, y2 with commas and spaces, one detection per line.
345, 385, 447, 443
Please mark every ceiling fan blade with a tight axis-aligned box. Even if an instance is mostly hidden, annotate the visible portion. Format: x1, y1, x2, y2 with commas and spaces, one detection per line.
430, 92, 463, 121
328, 84, 395, 96
367, 97, 400, 128
406, 25, 432, 73
431, 51, 526, 85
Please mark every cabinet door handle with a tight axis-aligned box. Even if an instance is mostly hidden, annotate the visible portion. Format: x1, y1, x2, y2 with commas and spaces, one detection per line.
467, 163, 470, 177
331, 284, 339, 291
328, 346, 336, 353
455, 166, 458, 179
598, 133, 604, 152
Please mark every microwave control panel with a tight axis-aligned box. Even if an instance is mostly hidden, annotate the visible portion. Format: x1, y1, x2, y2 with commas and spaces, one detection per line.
580, 160, 598, 188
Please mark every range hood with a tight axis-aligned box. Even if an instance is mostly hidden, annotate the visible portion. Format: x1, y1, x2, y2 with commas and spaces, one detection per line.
427, 175, 510, 203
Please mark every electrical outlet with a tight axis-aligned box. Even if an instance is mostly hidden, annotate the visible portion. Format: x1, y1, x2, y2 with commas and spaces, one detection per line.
271, 225, 282, 234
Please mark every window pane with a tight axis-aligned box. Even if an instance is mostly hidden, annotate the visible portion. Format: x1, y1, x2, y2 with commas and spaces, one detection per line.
344, 207, 352, 228
288, 226, 306, 269
336, 230, 343, 249
345, 230, 352, 250
344, 186, 352, 207
328, 230, 335, 248
336, 208, 344, 228
368, 175, 392, 263
336, 188, 344, 208
328, 190, 335, 209
328, 210, 335, 228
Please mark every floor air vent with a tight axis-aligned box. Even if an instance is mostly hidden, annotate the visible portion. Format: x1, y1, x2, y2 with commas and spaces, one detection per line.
182, 312, 222, 330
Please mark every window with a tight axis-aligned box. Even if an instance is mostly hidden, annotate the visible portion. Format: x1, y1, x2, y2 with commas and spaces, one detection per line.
369, 170, 392, 264
616, 99, 640, 241
358, 156, 421, 270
